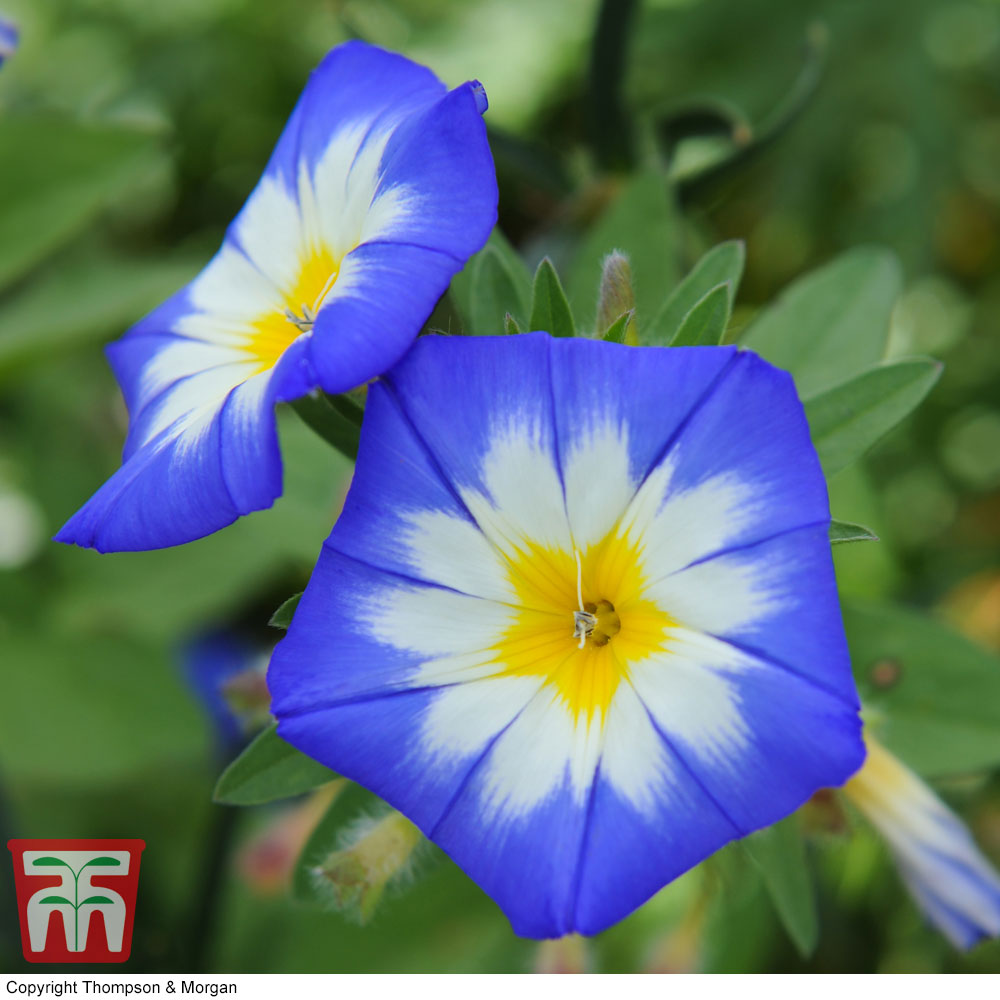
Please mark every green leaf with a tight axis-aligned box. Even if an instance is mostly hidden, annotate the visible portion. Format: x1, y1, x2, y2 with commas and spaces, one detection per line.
214, 723, 338, 806
32, 857, 71, 867
269, 593, 303, 630
667, 282, 731, 347
845, 602, 1000, 776
829, 519, 879, 545
39, 896, 73, 906
601, 310, 633, 344
290, 391, 361, 461
82, 857, 121, 867
741, 247, 903, 398
649, 240, 744, 346
0, 116, 161, 293
451, 230, 531, 336
0, 253, 200, 381
529, 258, 576, 339
568, 170, 678, 334
503, 312, 521, 336
742, 817, 818, 957
81, 896, 114, 905
805, 358, 942, 476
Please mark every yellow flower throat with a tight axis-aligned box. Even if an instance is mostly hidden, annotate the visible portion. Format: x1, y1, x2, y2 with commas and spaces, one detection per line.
245, 247, 339, 374
491, 528, 675, 722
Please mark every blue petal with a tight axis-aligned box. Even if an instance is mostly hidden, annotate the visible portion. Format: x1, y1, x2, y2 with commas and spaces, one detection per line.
307, 242, 466, 395
367, 80, 497, 259
258, 41, 449, 186
379, 331, 558, 499
55, 345, 295, 552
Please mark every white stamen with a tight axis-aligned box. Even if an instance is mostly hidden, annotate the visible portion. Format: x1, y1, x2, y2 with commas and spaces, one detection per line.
311, 269, 339, 314
572, 549, 596, 649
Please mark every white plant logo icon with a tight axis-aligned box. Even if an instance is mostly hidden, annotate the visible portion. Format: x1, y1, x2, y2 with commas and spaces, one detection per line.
21, 849, 131, 953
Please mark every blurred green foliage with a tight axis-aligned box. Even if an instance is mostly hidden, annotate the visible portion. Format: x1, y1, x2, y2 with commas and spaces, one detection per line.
2, 0, 1000, 975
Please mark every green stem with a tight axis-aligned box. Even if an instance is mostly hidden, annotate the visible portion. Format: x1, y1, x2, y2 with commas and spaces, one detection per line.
290, 391, 361, 460
586, 0, 639, 170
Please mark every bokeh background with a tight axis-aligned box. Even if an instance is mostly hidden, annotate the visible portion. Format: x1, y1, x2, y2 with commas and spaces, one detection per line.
2, 0, 1000, 973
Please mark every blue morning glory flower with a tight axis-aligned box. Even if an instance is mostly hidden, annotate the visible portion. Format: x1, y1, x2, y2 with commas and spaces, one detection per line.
0, 17, 16, 67
268, 333, 865, 938
845, 735, 1000, 948
57, 41, 497, 552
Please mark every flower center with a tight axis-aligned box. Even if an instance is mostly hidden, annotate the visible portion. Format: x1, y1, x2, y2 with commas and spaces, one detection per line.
244, 246, 339, 373
573, 599, 622, 648
490, 530, 674, 722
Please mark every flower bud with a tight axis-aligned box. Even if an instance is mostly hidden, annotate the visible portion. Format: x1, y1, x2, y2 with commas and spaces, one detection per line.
237, 784, 342, 896
596, 251, 637, 343
533, 934, 590, 974
844, 734, 1000, 948
315, 810, 423, 922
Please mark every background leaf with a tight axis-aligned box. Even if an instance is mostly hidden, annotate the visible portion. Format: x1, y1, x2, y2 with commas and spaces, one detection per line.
0, 117, 161, 293
846, 602, 1000, 776
805, 358, 942, 476
450, 230, 531, 336
667, 282, 731, 346
649, 240, 744, 345
0, 633, 209, 786
0, 253, 199, 381
214, 723, 338, 806
829, 519, 879, 545
741, 247, 902, 397
528, 258, 575, 338
269, 593, 302, 630
741, 817, 818, 958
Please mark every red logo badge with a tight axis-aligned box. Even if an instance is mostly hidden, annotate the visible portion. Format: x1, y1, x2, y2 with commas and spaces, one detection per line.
7, 839, 145, 963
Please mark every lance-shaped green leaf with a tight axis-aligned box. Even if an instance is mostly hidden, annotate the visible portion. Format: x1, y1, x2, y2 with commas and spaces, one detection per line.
668, 282, 731, 347
649, 240, 745, 346
39, 896, 73, 906
805, 358, 941, 476
846, 602, 1000, 776
290, 391, 361, 461
451, 230, 531, 336
568, 169, 678, 334
81, 896, 114, 905
469, 248, 527, 337
741, 247, 902, 398
269, 593, 303, 630
530, 258, 576, 339
214, 723, 338, 806
741, 817, 818, 958
829, 519, 879, 545
601, 310, 633, 344
0, 117, 161, 293
32, 857, 71, 867
83, 857, 121, 867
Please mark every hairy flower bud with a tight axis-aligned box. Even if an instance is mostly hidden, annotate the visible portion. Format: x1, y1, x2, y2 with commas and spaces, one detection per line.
315, 810, 423, 922
596, 250, 637, 343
